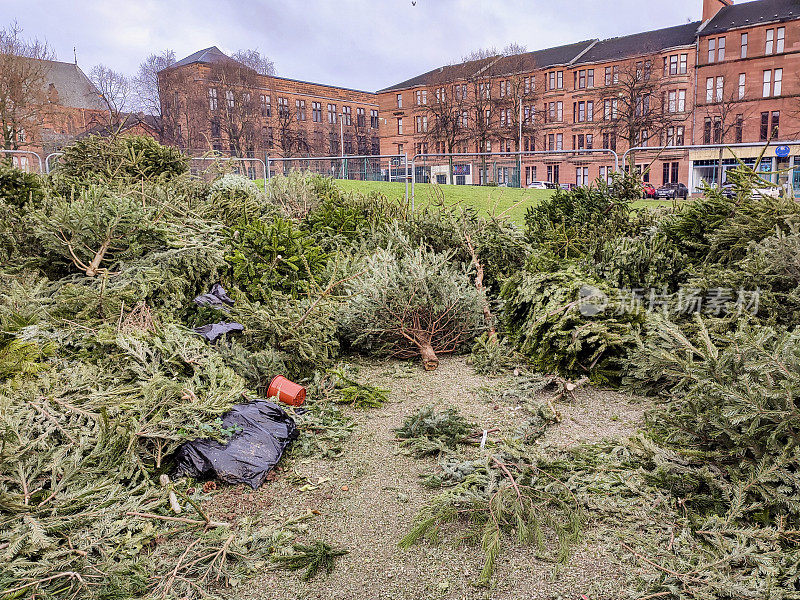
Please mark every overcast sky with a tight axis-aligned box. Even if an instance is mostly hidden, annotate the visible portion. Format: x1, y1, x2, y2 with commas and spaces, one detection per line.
4, 0, 702, 91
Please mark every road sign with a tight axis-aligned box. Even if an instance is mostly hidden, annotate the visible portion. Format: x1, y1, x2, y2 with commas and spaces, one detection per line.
776, 145, 791, 158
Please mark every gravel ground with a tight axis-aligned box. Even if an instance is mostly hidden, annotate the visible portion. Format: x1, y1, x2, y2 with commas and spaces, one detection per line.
205, 356, 651, 600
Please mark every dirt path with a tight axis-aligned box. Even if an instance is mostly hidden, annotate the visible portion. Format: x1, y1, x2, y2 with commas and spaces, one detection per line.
211, 357, 650, 600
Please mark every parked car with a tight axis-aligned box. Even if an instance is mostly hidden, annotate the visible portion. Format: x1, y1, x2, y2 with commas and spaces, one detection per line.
721, 182, 780, 199
754, 186, 781, 198
721, 183, 736, 199
642, 183, 656, 198
655, 182, 689, 199
527, 181, 548, 189
545, 182, 559, 189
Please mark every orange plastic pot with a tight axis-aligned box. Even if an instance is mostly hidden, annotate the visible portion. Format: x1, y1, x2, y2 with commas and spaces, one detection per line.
267, 375, 306, 406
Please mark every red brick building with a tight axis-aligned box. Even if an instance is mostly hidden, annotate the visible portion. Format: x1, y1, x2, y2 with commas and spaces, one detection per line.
3, 58, 109, 170
377, 0, 800, 194
158, 47, 380, 162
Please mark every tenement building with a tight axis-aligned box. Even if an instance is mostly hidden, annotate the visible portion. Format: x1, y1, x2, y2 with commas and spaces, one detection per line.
377, 0, 800, 193
158, 47, 380, 164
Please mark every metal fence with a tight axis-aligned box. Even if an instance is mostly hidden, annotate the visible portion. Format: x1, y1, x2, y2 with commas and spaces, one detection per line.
0, 150, 45, 173
188, 156, 269, 192
409, 149, 620, 206
265, 153, 409, 201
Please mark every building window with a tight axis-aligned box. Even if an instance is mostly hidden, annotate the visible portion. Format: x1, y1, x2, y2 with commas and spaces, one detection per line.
278, 97, 289, 117
717, 37, 726, 61
416, 89, 427, 105
226, 90, 235, 109
524, 76, 532, 94
704, 117, 712, 144
716, 76, 724, 103
735, 114, 743, 143
741, 33, 748, 58
370, 109, 379, 128
327, 104, 337, 124
668, 90, 677, 113
343, 106, 352, 125
210, 119, 220, 138
763, 70, 772, 97
576, 166, 589, 186
397, 118, 403, 135
460, 111, 468, 128
556, 133, 563, 151
312, 101, 322, 123
547, 164, 560, 184
499, 80, 509, 97
260, 94, 271, 117
415, 115, 428, 133
678, 90, 686, 112
669, 55, 678, 75
774, 68, 783, 96
777, 27, 785, 53
771, 111, 780, 138
357, 107, 366, 127
479, 82, 490, 98
738, 73, 746, 99
208, 87, 218, 110
706, 78, 714, 103
680, 53, 688, 74
761, 112, 770, 141
708, 38, 716, 63
676, 126, 685, 146
295, 99, 306, 121
766, 29, 775, 55
396, 93, 403, 108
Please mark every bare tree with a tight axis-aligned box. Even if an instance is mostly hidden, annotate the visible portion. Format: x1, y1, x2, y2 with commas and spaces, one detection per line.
462, 43, 526, 63
89, 64, 130, 135
205, 58, 262, 157
133, 50, 175, 141
0, 22, 55, 153
231, 49, 275, 76
601, 58, 676, 166
700, 88, 755, 183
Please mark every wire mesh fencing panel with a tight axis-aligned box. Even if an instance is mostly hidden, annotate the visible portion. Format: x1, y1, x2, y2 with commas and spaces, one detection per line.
266, 155, 408, 182
188, 155, 268, 191
0, 150, 45, 173
410, 150, 621, 199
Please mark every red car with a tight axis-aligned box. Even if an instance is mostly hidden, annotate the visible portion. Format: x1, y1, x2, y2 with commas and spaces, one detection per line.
642, 183, 656, 198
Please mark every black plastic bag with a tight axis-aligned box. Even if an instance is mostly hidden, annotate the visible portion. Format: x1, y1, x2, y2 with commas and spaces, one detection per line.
194, 283, 235, 310
194, 321, 244, 343
173, 400, 298, 489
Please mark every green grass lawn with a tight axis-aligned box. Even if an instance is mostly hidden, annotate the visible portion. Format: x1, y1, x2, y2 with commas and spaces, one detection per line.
333, 179, 679, 224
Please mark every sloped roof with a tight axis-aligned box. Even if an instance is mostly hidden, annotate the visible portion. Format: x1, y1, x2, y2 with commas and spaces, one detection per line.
172, 46, 234, 68
703, 0, 800, 35
492, 40, 598, 75
33, 59, 107, 110
378, 40, 596, 93
377, 56, 499, 93
579, 22, 702, 64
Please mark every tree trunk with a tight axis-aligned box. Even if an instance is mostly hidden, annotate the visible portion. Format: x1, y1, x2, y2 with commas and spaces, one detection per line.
418, 342, 439, 371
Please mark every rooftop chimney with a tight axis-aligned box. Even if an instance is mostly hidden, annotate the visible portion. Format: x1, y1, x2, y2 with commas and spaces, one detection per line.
703, 0, 733, 21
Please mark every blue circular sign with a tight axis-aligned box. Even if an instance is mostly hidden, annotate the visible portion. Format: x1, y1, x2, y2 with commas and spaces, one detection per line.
776, 145, 791, 158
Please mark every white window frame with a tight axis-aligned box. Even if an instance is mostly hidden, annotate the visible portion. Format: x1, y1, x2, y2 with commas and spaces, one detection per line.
738, 73, 746, 99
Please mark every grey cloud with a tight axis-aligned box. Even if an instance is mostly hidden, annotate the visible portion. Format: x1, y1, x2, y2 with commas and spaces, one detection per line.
2, 0, 701, 92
